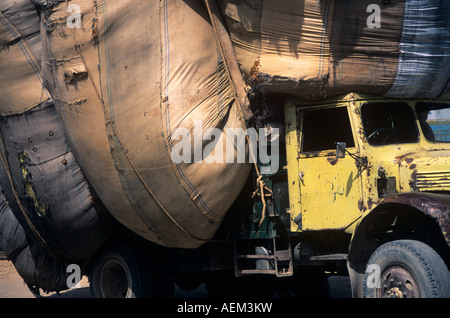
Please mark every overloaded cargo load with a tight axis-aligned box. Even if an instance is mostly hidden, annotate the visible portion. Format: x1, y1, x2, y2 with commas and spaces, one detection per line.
0, 99, 114, 261
0, 193, 72, 292
0, 0, 114, 262
0, 0, 114, 293
0, 1, 251, 279
2, 0, 450, 251
40, 0, 251, 249
2, 0, 450, 294
219, 0, 450, 100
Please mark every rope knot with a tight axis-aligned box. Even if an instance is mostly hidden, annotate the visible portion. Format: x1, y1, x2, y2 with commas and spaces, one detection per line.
251, 175, 273, 227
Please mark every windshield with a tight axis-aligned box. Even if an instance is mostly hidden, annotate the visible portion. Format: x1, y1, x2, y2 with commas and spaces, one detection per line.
416, 103, 450, 143
361, 102, 419, 146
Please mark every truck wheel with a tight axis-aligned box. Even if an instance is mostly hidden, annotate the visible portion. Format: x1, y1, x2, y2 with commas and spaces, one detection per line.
363, 240, 450, 298
90, 243, 172, 298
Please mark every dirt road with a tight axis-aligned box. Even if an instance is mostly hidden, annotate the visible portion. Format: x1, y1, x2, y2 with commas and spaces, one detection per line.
0, 257, 91, 298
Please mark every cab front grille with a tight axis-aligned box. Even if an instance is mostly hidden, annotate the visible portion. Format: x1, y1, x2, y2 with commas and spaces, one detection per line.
415, 171, 450, 191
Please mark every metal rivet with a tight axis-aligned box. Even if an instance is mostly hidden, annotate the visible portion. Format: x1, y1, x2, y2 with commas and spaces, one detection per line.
49, 131, 54, 136
28, 138, 32, 143
62, 159, 67, 165
32, 147, 37, 152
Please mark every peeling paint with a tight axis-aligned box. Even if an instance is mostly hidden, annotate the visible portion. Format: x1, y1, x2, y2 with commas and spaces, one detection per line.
19, 151, 48, 218
381, 192, 450, 245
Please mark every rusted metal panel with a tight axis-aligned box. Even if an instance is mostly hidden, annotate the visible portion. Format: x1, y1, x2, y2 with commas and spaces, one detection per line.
381, 192, 450, 245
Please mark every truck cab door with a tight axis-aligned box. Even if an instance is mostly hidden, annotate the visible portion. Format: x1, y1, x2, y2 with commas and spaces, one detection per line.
291, 104, 364, 231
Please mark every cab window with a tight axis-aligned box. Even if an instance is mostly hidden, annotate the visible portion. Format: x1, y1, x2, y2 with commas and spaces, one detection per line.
416, 102, 450, 143
361, 102, 418, 146
301, 107, 355, 153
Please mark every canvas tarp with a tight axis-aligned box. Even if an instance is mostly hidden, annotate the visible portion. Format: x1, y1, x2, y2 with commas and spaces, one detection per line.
0, 0, 51, 115
0, 100, 114, 261
0, 193, 72, 292
41, 0, 251, 249
0, 0, 114, 292
219, 0, 450, 100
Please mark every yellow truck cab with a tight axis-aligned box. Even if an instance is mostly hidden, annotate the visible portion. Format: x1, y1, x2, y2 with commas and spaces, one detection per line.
284, 93, 450, 297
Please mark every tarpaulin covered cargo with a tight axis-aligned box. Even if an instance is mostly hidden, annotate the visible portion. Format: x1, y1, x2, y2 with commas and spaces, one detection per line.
0, 0, 113, 292
41, 0, 251, 249
2, 0, 450, 294
0, 0, 49, 115
0, 193, 72, 292
0, 0, 113, 261
219, 0, 450, 100
0, 100, 114, 261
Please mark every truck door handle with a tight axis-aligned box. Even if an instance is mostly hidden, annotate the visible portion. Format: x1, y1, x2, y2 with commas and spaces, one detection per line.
299, 172, 305, 183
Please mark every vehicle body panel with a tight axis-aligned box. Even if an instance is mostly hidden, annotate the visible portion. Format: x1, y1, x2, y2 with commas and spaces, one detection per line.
285, 93, 450, 237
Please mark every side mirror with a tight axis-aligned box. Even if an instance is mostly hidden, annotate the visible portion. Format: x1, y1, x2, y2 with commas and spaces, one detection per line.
336, 142, 346, 160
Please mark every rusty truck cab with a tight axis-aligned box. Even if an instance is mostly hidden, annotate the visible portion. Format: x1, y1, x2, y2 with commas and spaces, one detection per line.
284, 92, 450, 297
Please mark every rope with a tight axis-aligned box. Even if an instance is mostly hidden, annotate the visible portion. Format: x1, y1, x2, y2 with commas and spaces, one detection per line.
251, 175, 273, 227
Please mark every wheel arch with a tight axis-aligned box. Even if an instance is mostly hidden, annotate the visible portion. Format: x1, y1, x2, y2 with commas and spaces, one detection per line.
348, 192, 450, 267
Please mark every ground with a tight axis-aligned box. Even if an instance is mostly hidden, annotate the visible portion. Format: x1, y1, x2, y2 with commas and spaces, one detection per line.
0, 254, 352, 298
0, 257, 91, 298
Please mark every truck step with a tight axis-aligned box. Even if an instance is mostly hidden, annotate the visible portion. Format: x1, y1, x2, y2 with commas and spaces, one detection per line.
233, 238, 293, 277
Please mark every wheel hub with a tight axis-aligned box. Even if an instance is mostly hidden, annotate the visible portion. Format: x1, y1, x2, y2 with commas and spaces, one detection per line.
99, 259, 131, 298
379, 265, 421, 298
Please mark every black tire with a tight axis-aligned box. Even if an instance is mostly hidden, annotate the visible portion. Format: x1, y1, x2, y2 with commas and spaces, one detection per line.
90, 243, 173, 298
363, 240, 450, 298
